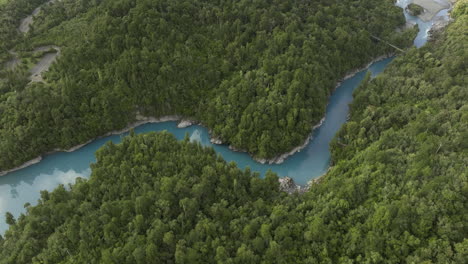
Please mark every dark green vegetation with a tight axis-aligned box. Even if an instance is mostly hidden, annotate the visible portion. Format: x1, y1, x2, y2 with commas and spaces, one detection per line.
0, 0, 49, 62
406, 3, 425, 16
1, 6, 467, 261
0, 0, 417, 171
0, 132, 286, 263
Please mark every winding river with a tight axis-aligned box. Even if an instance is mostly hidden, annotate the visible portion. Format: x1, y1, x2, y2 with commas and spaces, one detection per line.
0, 1, 451, 234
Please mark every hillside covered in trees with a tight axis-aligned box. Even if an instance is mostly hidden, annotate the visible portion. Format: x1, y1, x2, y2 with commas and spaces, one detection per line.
1, 3, 466, 261
0, 0, 417, 170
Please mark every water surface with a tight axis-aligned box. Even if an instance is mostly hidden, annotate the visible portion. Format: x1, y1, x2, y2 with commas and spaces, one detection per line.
396, 0, 451, 47
0, 2, 451, 234
0, 58, 392, 234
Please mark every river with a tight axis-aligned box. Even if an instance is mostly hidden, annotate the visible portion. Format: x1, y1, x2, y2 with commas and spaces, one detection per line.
0, 1, 451, 234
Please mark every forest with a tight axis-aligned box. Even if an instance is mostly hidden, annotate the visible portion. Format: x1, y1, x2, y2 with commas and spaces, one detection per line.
0, 0, 417, 170
0, 0, 50, 61
0, 2, 466, 261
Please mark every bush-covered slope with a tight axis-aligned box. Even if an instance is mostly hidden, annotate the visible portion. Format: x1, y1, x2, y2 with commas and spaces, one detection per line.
0, 0, 416, 170
0, 132, 288, 263
0, 1, 466, 264
0, 0, 50, 62
0, 9, 466, 259
318, 2, 468, 262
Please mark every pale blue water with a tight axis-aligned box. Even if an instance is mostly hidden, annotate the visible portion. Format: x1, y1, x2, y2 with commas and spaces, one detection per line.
0, 58, 392, 234
0, 2, 451, 234
396, 0, 451, 48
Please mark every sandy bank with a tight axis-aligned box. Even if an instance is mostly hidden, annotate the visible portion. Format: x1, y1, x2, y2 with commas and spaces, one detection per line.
413, 0, 450, 22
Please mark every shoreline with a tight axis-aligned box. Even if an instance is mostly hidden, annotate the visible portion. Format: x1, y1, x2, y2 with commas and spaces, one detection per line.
0, 54, 397, 177
0, 115, 182, 177
412, 0, 450, 22
252, 117, 326, 165
251, 52, 396, 165
335, 53, 395, 89
0, 157, 43, 177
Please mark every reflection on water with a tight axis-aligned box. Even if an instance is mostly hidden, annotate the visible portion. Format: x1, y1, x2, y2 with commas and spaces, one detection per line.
0, 1, 453, 234
0, 58, 393, 234
190, 129, 202, 143
0, 168, 90, 227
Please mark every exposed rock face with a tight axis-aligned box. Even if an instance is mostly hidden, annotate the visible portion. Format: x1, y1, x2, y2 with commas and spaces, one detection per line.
279, 177, 295, 189
278, 174, 328, 194
308, 176, 323, 186
177, 120, 193, 128
429, 18, 451, 40
279, 177, 302, 194
210, 137, 222, 144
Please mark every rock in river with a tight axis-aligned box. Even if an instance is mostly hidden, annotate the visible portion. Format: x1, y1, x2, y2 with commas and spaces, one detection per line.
177, 120, 193, 128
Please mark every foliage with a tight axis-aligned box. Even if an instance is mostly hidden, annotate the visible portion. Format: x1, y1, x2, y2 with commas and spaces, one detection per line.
0, 3, 465, 263
1, 132, 287, 263
0, 0, 50, 61
0, 0, 416, 170
0, 10, 466, 260
407, 3, 424, 16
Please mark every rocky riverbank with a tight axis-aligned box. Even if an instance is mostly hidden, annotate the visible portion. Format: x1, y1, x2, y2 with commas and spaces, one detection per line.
0, 52, 400, 177
253, 117, 326, 164
278, 174, 325, 194
177, 120, 194, 128
0, 115, 181, 176
412, 0, 450, 22
0, 157, 43, 177
253, 53, 396, 165
428, 15, 453, 39
335, 53, 396, 89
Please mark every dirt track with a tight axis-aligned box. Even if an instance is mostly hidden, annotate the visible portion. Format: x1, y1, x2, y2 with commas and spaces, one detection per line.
10, 1, 61, 79
29, 46, 61, 82
18, 0, 57, 33
19, 6, 41, 33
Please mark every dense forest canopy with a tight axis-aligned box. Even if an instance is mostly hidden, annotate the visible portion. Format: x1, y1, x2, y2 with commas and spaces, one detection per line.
0, 0, 50, 60
0, 0, 417, 170
0, 3, 466, 261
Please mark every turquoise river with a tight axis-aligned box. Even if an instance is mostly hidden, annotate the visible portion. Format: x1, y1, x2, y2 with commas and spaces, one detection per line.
0, 1, 451, 233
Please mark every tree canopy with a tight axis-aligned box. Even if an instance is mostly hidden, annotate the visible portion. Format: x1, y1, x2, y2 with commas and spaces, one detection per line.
0, 0, 416, 170
1, 7, 467, 259
0, 1, 466, 263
